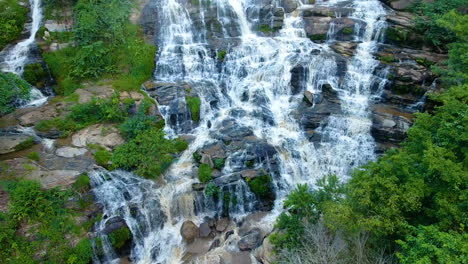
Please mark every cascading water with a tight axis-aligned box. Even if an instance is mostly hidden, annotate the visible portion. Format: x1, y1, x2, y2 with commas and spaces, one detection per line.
90, 0, 388, 263
0, 0, 47, 106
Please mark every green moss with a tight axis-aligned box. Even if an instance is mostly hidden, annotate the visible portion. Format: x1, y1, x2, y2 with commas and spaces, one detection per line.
213, 158, 225, 169
193, 152, 202, 163
204, 183, 219, 197
246, 160, 255, 168
309, 34, 327, 41
26, 151, 40, 161
198, 163, 213, 183
108, 225, 131, 250
15, 137, 35, 151
217, 50, 227, 61
23, 63, 48, 88
341, 27, 354, 35
378, 55, 398, 64
186, 96, 201, 122
258, 24, 281, 34
247, 175, 273, 198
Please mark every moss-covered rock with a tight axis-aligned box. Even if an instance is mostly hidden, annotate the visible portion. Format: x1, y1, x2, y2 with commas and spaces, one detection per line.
186, 96, 201, 122
108, 225, 132, 250
23, 63, 48, 88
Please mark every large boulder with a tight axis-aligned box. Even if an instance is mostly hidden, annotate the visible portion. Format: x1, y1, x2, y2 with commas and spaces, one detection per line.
181, 221, 199, 243
371, 105, 413, 146
72, 124, 124, 149
238, 228, 263, 251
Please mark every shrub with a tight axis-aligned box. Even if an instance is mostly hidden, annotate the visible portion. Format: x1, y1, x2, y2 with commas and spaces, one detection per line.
217, 50, 227, 61
8, 180, 54, 221
94, 149, 111, 166
26, 151, 40, 161
186, 96, 201, 122
73, 173, 91, 193
14, 137, 35, 151
193, 152, 202, 163
119, 101, 160, 139
111, 128, 188, 178
198, 164, 212, 183
204, 183, 219, 197
0, 0, 28, 50
247, 175, 272, 198
67, 238, 93, 264
213, 158, 225, 169
108, 225, 131, 249
0, 72, 31, 115
43, 47, 82, 95
23, 63, 47, 88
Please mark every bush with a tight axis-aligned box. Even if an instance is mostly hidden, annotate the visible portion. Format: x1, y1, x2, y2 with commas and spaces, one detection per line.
8, 180, 55, 221
23, 63, 47, 88
67, 238, 93, 264
0, 72, 31, 115
217, 50, 227, 61
247, 175, 272, 198
111, 128, 188, 178
213, 158, 225, 169
119, 99, 160, 139
204, 183, 219, 197
0, 0, 28, 50
198, 164, 213, 183
43, 47, 82, 95
186, 96, 201, 122
108, 225, 131, 249
94, 149, 111, 166
73, 173, 91, 193
14, 137, 35, 151
26, 151, 40, 161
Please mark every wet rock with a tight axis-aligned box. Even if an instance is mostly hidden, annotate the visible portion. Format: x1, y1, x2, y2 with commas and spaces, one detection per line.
331, 41, 358, 57
199, 143, 227, 159
201, 154, 214, 168
371, 105, 413, 145
238, 228, 263, 251
213, 173, 242, 186
239, 169, 265, 179
192, 182, 206, 191
199, 221, 212, 238
303, 91, 314, 105
102, 216, 126, 234
215, 218, 229, 232
225, 230, 234, 240
0, 135, 35, 154
256, 236, 276, 264
290, 65, 308, 94
181, 221, 199, 243
55, 147, 87, 158
208, 239, 221, 251
72, 124, 124, 149
281, 0, 298, 13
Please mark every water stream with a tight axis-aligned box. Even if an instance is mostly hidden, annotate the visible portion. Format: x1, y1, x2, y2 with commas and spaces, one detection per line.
0, 0, 48, 107
90, 0, 388, 263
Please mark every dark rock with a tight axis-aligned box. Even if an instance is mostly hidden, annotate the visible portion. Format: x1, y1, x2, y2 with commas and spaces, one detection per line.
290, 65, 308, 94
209, 239, 221, 251
371, 105, 413, 146
102, 216, 126, 235
238, 228, 263, 251
225, 230, 234, 240
303, 91, 314, 105
199, 221, 212, 238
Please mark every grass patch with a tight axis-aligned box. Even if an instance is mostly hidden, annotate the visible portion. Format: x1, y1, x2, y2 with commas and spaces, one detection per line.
198, 163, 213, 183
186, 96, 201, 122
14, 137, 35, 151
26, 151, 40, 161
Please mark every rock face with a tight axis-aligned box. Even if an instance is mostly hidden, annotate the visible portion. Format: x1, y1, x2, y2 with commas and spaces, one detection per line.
238, 228, 263, 251
0, 135, 35, 154
72, 124, 124, 149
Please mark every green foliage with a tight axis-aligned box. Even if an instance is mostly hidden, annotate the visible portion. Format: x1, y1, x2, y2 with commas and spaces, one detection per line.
186, 96, 201, 122
111, 128, 188, 178
0, 179, 96, 263
119, 99, 160, 139
217, 50, 227, 61
108, 225, 131, 249
14, 137, 35, 151
258, 24, 280, 33
378, 55, 398, 64
213, 158, 225, 169
23, 63, 48, 88
26, 151, 40, 161
396, 225, 468, 264
73, 173, 91, 193
247, 175, 273, 199
43, 47, 82, 95
193, 152, 202, 163
0, 72, 31, 115
198, 163, 213, 183
94, 149, 111, 166
412, 0, 465, 49
204, 183, 220, 198
0, 0, 28, 50
309, 33, 327, 41
341, 27, 353, 35
70, 41, 114, 79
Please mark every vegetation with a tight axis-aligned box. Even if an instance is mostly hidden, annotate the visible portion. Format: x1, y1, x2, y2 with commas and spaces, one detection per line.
204, 182, 220, 197
14, 137, 35, 151
108, 225, 131, 249
198, 163, 213, 183
0, 72, 31, 115
217, 50, 227, 61
111, 128, 188, 178
0, 180, 94, 263
186, 96, 201, 122
247, 175, 273, 199
94, 149, 111, 166
26, 151, 40, 161
213, 158, 225, 170
73, 173, 91, 193
0, 0, 28, 50
23, 63, 48, 88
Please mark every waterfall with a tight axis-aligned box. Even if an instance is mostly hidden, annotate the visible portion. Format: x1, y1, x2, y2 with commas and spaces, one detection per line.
0, 0, 47, 107
92, 0, 388, 262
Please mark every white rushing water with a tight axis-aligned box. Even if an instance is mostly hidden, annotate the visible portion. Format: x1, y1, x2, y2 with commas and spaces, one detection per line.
1, 0, 48, 107
90, 0, 388, 263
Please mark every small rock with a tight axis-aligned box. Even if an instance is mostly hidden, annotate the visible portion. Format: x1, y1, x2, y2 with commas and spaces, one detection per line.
55, 147, 87, 158
216, 218, 229, 232
304, 91, 314, 105
199, 221, 212, 238
181, 221, 199, 243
